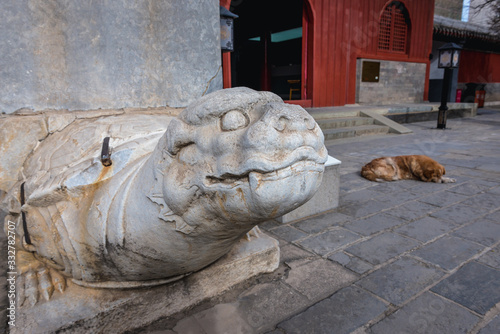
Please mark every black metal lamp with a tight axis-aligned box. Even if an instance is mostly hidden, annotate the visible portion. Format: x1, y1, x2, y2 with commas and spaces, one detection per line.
220, 6, 238, 52
437, 43, 462, 129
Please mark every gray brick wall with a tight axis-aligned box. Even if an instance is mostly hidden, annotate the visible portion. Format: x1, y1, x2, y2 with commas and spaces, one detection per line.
356, 59, 427, 104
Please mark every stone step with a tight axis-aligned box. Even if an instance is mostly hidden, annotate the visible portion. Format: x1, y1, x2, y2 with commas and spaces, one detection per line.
316, 116, 374, 131
322, 124, 390, 141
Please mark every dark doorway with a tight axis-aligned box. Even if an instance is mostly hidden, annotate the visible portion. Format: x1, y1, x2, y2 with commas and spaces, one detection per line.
230, 0, 303, 100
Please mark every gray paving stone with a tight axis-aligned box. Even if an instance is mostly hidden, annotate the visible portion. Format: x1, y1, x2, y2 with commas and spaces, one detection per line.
297, 228, 361, 256
173, 303, 255, 334
268, 225, 308, 243
345, 213, 406, 236
284, 258, 357, 301
411, 236, 485, 271
482, 211, 500, 223
479, 315, 500, 334
328, 252, 374, 274
488, 186, 500, 195
418, 191, 469, 207
370, 190, 422, 207
432, 261, 500, 315
394, 216, 458, 242
345, 232, 420, 265
463, 192, 500, 212
338, 199, 393, 218
452, 219, 500, 246
358, 257, 445, 306
386, 201, 439, 221
448, 182, 492, 196
340, 188, 381, 204
430, 203, 487, 225
370, 180, 420, 192
278, 286, 388, 334
369, 292, 480, 334
237, 282, 310, 333
279, 243, 315, 264
477, 245, 500, 270
402, 180, 458, 194
293, 211, 351, 234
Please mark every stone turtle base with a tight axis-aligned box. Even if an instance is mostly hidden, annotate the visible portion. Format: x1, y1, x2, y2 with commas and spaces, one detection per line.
13, 233, 279, 334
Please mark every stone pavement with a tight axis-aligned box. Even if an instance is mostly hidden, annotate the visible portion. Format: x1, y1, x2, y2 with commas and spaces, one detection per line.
139, 108, 500, 334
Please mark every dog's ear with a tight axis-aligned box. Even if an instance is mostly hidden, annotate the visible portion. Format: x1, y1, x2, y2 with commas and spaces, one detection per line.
442, 166, 446, 176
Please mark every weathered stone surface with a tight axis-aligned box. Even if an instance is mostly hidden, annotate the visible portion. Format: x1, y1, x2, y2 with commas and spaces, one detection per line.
279, 155, 341, 223
345, 233, 419, 265
14, 233, 280, 333
411, 236, 485, 271
394, 216, 458, 242
278, 286, 388, 334
284, 258, 357, 301
358, 257, 445, 306
431, 261, 500, 315
0, 116, 48, 193
0, 0, 222, 113
298, 228, 362, 256
370, 292, 480, 334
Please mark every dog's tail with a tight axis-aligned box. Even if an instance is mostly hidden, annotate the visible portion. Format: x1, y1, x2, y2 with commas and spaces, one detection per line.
360, 164, 378, 181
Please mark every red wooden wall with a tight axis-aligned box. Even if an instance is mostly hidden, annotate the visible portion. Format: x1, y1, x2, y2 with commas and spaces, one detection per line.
307, 0, 435, 106
458, 51, 500, 83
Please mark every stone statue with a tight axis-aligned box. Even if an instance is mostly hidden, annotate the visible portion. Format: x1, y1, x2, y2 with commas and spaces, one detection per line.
5, 87, 327, 306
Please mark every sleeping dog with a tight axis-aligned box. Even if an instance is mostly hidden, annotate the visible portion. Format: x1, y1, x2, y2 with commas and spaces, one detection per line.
361, 155, 456, 183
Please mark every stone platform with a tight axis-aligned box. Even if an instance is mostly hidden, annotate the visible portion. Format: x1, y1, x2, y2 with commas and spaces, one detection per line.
14, 233, 279, 333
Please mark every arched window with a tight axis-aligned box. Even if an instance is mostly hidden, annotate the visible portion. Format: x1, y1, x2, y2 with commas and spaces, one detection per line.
378, 1, 410, 54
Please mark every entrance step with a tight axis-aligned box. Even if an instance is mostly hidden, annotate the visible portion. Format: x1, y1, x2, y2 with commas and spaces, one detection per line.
309, 110, 412, 145
316, 116, 374, 129
322, 124, 390, 142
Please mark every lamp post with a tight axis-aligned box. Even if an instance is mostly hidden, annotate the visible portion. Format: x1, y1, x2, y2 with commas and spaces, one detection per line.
437, 43, 462, 129
220, 6, 238, 52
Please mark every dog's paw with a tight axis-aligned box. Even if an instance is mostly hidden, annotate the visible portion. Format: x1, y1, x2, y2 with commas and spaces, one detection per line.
441, 176, 456, 183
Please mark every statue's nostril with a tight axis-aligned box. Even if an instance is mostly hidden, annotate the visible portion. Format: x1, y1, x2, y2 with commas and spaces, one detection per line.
304, 117, 315, 130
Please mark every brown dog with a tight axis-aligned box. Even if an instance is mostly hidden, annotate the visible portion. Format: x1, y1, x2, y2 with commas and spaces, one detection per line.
361, 155, 456, 183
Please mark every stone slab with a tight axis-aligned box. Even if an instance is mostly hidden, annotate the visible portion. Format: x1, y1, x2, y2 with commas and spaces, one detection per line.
14, 233, 280, 333
328, 252, 374, 275
345, 233, 420, 265
452, 219, 500, 247
278, 286, 388, 334
394, 216, 458, 243
279, 155, 341, 223
411, 236, 485, 271
431, 262, 500, 315
370, 292, 479, 334
358, 257, 445, 306
293, 211, 351, 234
284, 258, 358, 301
479, 314, 500, 334
478, 245, 500, 270
345, 212, 406, 236
297, 228, 361, 256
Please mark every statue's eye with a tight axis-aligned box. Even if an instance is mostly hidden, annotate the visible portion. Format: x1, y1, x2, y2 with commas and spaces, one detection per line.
221, 110, 249, 131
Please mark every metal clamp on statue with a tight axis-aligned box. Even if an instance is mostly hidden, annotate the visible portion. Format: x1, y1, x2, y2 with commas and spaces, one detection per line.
4, 87, 327, 306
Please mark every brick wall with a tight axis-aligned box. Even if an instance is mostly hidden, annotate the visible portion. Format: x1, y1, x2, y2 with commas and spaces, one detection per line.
356, 59, 427, 104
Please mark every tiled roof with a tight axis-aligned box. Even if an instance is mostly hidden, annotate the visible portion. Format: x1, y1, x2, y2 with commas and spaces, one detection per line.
433, 15, 499, 42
